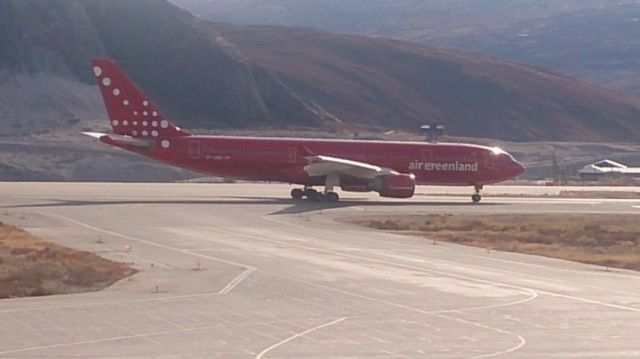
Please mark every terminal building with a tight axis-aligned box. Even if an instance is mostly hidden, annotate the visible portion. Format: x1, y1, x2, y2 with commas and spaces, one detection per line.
578, 159, 640, 181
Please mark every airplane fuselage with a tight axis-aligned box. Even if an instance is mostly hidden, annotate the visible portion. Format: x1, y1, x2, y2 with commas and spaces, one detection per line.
108, 135, 523, 187
90, 58, 524, 202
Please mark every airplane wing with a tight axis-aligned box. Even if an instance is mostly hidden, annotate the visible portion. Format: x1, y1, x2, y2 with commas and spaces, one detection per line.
304, 155, 398, 179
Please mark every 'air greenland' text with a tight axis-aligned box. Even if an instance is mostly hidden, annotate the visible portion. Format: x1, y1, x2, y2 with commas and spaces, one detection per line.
409, 161, 479, 172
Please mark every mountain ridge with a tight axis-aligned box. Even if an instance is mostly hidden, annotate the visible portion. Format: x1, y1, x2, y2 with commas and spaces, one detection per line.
216, 23, 640, 141
174, 0, 640, 96
1, 0, 640, 141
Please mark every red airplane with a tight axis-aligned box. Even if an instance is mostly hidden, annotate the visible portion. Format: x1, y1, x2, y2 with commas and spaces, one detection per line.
86, 59, 524, 203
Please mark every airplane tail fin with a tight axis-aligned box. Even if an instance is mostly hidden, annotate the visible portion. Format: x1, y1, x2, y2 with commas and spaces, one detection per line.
91, 59, 189, 139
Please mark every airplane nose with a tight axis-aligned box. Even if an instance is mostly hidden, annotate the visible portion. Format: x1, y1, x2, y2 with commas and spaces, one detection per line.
513, 160, 525, 177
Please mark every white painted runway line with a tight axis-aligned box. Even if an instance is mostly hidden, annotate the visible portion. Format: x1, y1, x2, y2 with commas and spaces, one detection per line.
218, 268, 255, 295
255, 317, 348, 359
0, 321, 252, 356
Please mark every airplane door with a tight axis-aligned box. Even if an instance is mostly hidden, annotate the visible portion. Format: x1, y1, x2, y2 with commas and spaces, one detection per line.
288, 147, 297, 163
421, 149, 433, 162
188, 140, 201, 159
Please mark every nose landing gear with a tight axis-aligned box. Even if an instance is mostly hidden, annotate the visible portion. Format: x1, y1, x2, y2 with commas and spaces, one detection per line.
472, 185, 483, 203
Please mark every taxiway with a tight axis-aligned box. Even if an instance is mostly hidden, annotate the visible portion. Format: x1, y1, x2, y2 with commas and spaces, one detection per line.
0, 182, 639, 358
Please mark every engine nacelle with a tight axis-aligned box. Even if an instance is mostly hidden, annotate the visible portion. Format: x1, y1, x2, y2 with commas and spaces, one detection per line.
373, 174, 416, 198
339, 184, 371, 192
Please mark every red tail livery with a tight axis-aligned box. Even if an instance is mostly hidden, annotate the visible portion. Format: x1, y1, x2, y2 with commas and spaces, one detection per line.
91, 59, 188, 139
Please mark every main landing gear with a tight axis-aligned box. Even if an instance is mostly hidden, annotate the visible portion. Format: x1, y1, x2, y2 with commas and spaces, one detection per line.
471, 185, 483, 203
292, 175, 341, 202
290, 186, 340, 202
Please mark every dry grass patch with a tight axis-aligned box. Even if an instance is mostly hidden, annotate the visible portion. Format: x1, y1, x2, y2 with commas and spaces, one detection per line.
0, 223, 136, 299
351, 214, 640, 271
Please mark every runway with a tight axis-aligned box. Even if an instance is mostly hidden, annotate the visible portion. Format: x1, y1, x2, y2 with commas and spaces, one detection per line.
1, 182, 640, 358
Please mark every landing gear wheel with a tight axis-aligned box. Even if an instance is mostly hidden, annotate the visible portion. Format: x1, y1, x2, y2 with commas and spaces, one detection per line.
291, 188, 304, 200
472, 185, 483, 204
326, 192, 339, 203
303, 188, 318, 200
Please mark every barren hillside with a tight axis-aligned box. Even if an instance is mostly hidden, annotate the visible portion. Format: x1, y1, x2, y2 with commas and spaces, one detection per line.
175, 0, 640, 96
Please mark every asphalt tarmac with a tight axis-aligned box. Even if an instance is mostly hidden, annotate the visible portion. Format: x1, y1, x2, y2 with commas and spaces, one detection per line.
1, 182, 640, 358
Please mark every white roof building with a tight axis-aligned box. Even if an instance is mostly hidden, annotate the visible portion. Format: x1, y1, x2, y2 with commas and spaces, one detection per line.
578, 159, 640, 179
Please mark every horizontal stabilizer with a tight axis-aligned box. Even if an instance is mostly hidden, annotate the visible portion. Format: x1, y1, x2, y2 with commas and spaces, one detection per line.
83, 131, 108, 139
83, 132, 152, 149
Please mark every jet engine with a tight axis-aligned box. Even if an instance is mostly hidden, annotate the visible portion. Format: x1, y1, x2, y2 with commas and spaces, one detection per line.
372, 173, 416, 198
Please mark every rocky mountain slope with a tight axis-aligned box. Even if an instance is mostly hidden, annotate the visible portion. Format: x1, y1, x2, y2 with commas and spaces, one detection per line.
174, 0, 640, 96
0, 0, 321, 135
2, 0, 640, 145
216, 24, 640, 141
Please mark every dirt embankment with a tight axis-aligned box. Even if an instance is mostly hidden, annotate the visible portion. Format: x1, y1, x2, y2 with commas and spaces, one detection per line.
350, 214, 640, 271
0, 223, 136, 299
